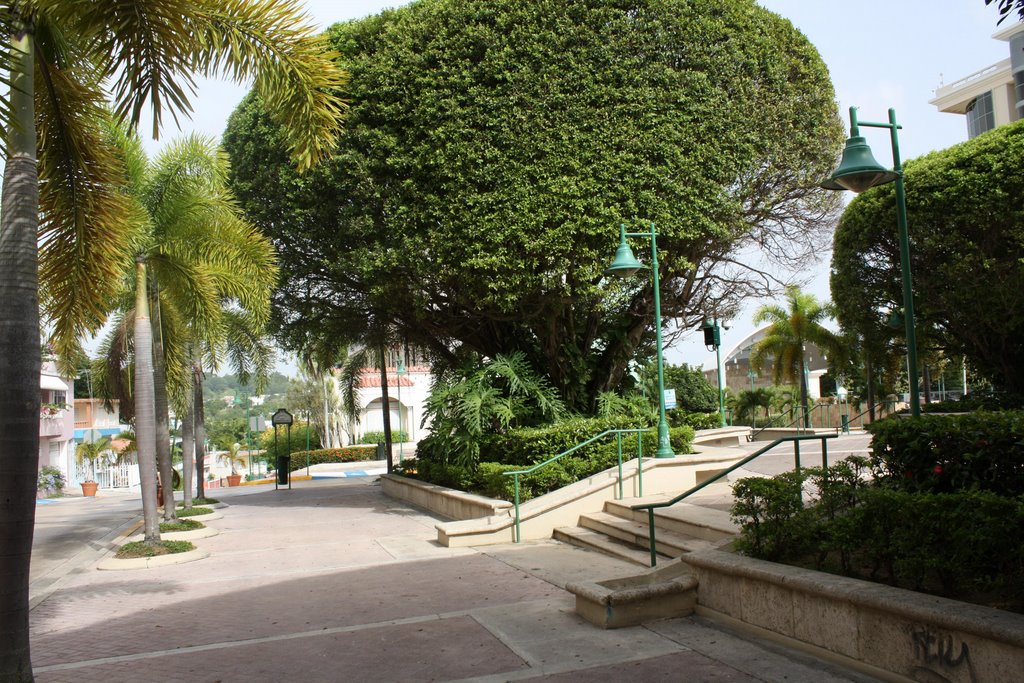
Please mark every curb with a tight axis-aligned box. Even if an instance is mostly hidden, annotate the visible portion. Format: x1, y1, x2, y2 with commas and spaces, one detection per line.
128, 526, 219, 543
96, 548, 210, 571
176, 510, 223, 521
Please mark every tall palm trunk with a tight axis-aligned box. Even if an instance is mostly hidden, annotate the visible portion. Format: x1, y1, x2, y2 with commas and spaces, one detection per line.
193, 360, 207, 500
134, 259, 161, 543
181, 397, 195, 509
151, 293, 176, 520
0, 26, 39, 681
799, 357, 810, 429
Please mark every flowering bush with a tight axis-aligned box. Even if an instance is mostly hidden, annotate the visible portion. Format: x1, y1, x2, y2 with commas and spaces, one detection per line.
37, 465, 66, 492
40, 402, 68, 418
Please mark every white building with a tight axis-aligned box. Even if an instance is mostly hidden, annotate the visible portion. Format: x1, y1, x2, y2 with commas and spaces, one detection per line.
340, 346, 433, 445
930, 21, 1024, 137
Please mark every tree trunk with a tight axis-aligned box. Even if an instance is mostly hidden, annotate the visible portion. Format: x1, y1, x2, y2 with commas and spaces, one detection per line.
923, 364, 932, 404
799, 357, 810, 429
0, 25, 39, 680
322, 377, 332, 448
151, 290, 176, 520
193, 361, 207, 500
134, 259, 161, 544
866, 356, 876, 422
181, 396, 195, 509
379, 345, 393, 474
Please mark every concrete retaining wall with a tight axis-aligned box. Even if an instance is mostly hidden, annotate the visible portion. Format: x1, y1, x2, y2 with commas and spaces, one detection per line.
380, 474, 512, 521
684, 549, 1024, 683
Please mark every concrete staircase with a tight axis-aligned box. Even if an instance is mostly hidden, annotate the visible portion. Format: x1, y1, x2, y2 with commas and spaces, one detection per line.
554, 494, 738, 566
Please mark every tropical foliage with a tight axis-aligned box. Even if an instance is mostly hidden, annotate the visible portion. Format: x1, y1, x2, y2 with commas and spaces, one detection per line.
224, 0, 844, 411
418, 353, 567, 468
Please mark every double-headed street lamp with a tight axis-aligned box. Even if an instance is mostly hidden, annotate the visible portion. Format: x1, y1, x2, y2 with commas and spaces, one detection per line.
822, 106, 920, 418
606, 223, 674, 458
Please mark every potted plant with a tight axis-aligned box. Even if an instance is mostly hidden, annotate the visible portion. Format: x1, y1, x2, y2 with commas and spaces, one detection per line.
75, 436, 111, 496
222, 442, 246, 487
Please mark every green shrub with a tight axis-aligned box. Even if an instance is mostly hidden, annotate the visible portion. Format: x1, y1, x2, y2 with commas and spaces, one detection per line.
731, 463, 1024, 607
360, 430, 408, 444
177, 506, 213, 517
731, 471, 810, 560
669, 410, 720, 430
287, 446, 379, 471
866, 412, 1024, 495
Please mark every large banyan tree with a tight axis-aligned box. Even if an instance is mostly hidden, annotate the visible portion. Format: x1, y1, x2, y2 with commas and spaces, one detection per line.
224, 0, 843, 410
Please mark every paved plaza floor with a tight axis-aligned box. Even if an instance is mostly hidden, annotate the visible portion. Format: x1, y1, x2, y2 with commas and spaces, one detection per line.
30, 475, 880, 682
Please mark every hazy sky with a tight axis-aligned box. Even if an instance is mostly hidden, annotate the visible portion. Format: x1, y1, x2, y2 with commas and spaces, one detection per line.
147, 1, 1014, 374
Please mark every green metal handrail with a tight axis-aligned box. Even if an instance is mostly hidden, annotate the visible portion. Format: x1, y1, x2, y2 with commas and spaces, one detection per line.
631, 433, 837, 566
503, 428, 648, 543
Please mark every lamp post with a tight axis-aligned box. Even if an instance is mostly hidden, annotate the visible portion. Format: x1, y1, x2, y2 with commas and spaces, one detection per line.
747, 368, 757, 392
702, 319, 727, 427
606, 223, 674, 458
396, 357, 407, 464
823, 106, 920, 417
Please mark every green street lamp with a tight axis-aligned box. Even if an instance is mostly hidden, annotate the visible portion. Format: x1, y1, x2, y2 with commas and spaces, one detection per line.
823, 106, 920, 418
607, 223, 674, 458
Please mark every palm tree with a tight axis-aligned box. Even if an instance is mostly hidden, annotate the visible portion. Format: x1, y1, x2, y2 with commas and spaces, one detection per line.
75, 437, 112, 483
93, 131, 277, 529
0, 4, 346, 677
750, 288, 840, 429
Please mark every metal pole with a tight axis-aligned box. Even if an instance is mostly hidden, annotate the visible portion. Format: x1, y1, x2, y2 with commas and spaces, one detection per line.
889, 108, 920, 417
645, 224, 673, 458
715, 318, 726, 427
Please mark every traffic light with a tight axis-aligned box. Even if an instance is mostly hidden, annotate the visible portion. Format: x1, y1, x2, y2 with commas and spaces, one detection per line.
702, 321, 720, 348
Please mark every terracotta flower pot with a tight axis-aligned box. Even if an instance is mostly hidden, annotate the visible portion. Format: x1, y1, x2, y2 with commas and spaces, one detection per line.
226, 473, 242, 487
81, 481, 99, 497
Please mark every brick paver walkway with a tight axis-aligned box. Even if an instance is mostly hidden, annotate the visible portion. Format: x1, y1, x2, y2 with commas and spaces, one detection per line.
31, 477, 879, 682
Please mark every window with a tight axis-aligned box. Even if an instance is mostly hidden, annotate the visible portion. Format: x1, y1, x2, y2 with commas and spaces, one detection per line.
966, 92, 995, 139
51, 390, 67, 407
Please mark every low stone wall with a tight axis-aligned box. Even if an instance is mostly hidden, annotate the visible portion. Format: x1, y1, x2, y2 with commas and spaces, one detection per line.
684, 549, 1024, 683
380, 474, 512, 521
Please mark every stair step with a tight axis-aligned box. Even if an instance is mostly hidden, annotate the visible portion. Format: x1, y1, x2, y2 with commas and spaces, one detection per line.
605, 498, 738, 543
553, 526, 660, 567
578, 511, 717, 556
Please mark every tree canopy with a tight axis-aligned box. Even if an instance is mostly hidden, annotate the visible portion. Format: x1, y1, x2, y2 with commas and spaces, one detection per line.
831, 119, 1024, 393
224, 0, 843, 411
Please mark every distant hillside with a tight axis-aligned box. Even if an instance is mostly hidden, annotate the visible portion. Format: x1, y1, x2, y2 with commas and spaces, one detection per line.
205, 372, 292, 399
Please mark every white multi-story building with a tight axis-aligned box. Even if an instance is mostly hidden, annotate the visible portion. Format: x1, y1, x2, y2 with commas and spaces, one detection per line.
930, 21, 1024, 137
38, 362, 76, 484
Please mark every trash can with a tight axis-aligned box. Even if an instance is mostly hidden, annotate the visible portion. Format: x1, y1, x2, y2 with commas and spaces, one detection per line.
277, 456, 290, 485
376, 442, 386, 461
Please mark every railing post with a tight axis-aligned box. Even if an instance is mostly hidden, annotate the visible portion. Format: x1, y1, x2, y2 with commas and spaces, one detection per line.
513, 473, 521, 543
648, 509, 657, 567
616, 431, 624, 500
637, 430, 644, 497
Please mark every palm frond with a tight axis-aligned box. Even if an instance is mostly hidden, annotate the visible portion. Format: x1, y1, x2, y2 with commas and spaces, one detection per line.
186, 0, 348, 170
35, 30, 141, 365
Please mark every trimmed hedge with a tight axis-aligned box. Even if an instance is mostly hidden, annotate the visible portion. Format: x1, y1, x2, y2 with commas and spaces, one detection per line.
408, 419, 695, 502
287, 446, 379, 471
866, 412, 1024, 495
732, 462, 1024, 605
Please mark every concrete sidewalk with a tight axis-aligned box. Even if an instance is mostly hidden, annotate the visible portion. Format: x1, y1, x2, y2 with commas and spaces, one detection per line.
30, 477, 879, 682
